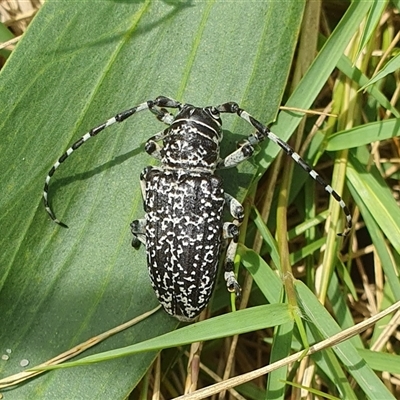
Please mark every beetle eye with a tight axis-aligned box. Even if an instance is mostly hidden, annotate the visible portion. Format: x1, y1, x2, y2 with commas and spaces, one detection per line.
208, 107, 220, 119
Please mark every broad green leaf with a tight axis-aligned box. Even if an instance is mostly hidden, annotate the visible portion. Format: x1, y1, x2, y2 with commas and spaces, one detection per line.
0, 0, 304, 398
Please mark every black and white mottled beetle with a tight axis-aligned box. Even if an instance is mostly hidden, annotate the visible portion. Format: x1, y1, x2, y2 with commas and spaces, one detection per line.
43, 96, 352, 321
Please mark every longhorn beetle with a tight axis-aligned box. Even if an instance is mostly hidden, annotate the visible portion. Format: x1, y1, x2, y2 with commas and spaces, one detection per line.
43, 96, 352, 321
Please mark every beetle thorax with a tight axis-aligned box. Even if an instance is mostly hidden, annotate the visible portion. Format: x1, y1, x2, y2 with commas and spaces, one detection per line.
161, 105, 223, 171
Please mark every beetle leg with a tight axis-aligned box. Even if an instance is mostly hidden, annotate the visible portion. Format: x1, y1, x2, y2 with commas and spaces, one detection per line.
224, 192, 244, 223
222, 221, 241, 298
217, 102, 352, 235
222, 192, 245, 298
130, 219, 146, 248
130, 167, 153, 248
144, 131, 167, 160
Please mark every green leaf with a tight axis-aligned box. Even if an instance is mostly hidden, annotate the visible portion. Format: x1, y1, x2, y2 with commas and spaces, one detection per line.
0, 0, 304, 398
357, 349, 400, 375
327, 119, 400, 151
251, 207, 280, 268
355, 0, 389, 60
347, 150, 400, 253
359, 52, 400, 91
336, 54, 400, 118
254, 0, 373, 175
239, 245, 282, 303
0, 22, 14, 59
297, 282, 395, 400
266, 320, 295, 399
39, 304, 292, 368
346, 161, 400, 300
